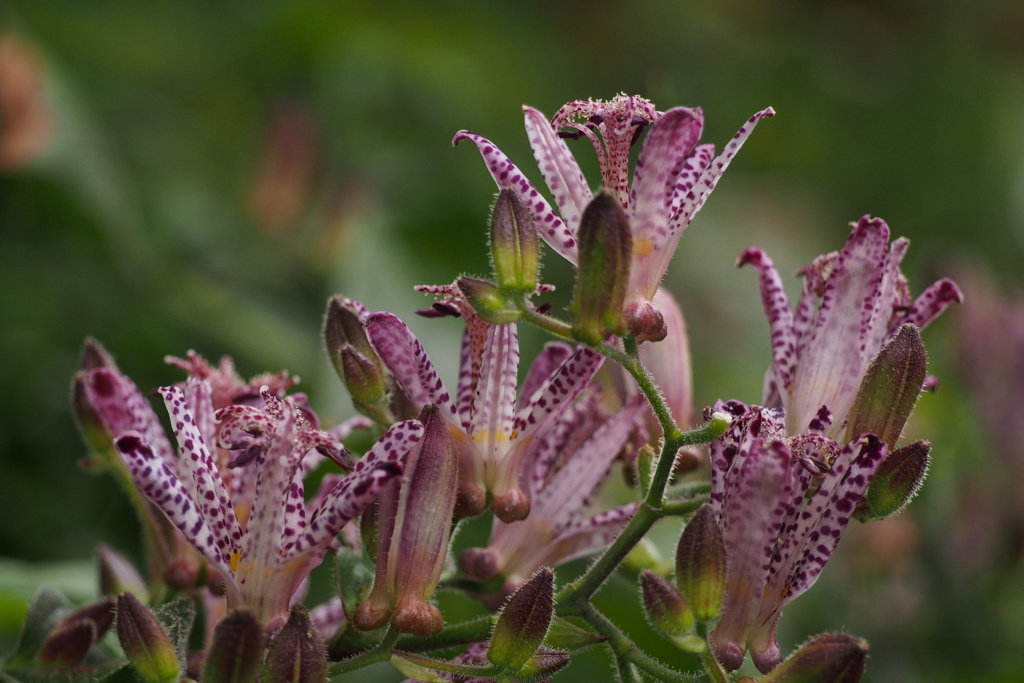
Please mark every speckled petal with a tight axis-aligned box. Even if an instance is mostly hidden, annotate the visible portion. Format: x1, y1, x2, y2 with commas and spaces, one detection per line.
356, 419, 425, 472
85, 368, 177, 467
904, 278, 964, 330
513, 346, 603, 437
115, 431, 233, 577
523, 105, 590, 250
365, 312, 458, 421
738, 248, 797, 395
158, 385, 242, 560
309, 598, 347, 641
453, 129, 577, 263
469, 324, 520, 465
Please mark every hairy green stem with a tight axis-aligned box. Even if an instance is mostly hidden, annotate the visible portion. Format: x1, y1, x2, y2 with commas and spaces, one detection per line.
395, 615, 494, 653
329, 627, 400, 676
579, 603, 702, 682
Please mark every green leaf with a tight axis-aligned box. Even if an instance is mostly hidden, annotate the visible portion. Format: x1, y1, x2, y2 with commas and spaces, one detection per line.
333, 548, 375, 624
153, 599, 195, 670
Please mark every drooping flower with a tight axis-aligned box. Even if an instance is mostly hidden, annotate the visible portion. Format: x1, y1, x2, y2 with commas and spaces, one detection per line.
362, 288, 603, 522
455, 94, 774, 340
739, 215, 962, 440
458, 384, 646, 603
707, 402, 886, 673
110, 377, 418, 629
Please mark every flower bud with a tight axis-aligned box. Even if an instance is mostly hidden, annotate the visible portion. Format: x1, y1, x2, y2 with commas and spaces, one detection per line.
855, 440, 930, 521
675, 504, 726, 621
758, 633, 868, 683
488, 567, 554, 673
202, 610, 265, 683
266, 606, 327, 683
515, 648, 571, 680
571, 192, 631, 345
640, 570, 695, 638
324, 297, 392, 424
456, 276, 521, 325
845, 324, 928, 448
39, 597, 116, 669
97, 544, 148, 599
490, 189, 540, 294
116, 593, 180, 683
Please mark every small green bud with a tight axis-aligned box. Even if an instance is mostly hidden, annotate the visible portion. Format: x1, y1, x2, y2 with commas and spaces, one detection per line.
488, 567, 554, 673
622, 537, 665, 575
855, 440, 930, 521
116, 593, 180, 683
640, 570, 695, 638
846, 324, 928, 448
571, 192, 631, 345
202, 610, 264, 683
324, 297, 377, 371
758, 632, 868, 683
324, 297, 393, 424
490, 189, 540, 294
675, 504, 726, 621
456, 276, 521, 324
340, 346, 387, 406
266, 606, 327, 683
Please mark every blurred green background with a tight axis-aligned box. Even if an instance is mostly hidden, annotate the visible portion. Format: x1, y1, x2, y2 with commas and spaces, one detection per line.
2, 0, 1024, 680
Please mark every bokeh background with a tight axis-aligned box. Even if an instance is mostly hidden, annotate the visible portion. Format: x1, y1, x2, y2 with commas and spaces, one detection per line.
3, 1, 1024, 680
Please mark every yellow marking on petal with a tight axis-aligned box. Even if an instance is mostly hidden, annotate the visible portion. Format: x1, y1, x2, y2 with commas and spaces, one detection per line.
634, 237, 654, 257
473, 430, 510, 444
230, 550, 241, 573
234, 503, 251, 528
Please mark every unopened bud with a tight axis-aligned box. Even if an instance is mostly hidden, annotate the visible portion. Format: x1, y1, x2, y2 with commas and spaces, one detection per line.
675, 504, 726, 621
456, 276, 521, 324
97, 544, 148, 599
202, 610, 264, 683
758, 632, 868, 683
116, 593, 180, 683
640, 570, 695, 637
846, 324, 927, 448
856, 440, 930, 521
515, 648, 571, 679
324, 297, 377, 372
488, 567, 554, 672
340, 346, 387, 407
490, 189, 540, 294
458, 547, 500, 582
39, 619, 98, 667
325, 298, 392, 424
571, 192, 631, 345
266, 606, 327, 683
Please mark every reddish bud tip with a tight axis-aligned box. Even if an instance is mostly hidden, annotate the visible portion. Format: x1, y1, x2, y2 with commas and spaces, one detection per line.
491, 488, 530, 523
488, 567, 555, 672
39, 620, 97, 667
391, 598, 444, 637
458, 547, 500, 582
758, 632, 868, 683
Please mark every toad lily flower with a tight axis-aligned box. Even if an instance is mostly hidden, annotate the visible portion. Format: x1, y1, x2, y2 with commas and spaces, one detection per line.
707, 401, 887, 673
454, 94, 774, 341
459, 382, 647, 604
363, 289, 603, 522
739, 215, 962, 440
113, 382, 419, 629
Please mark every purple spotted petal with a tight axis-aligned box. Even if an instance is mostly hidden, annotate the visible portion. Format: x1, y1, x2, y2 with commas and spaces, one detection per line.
453, 129, 577, 263
158, 385, 242, 560
738, 248, 797, 395
788, 217, 890, 434
519, 342, 573, 406
523, 105, 590, 249
309, 598, 347, 640
513, 346, 603, 438
85, 368, 177, 468
285, 460, 403, 561
365, 312, 458, 421
676, 107, 775, 229
356, 419, 424, 472
903, 278, 964, 329
114, 431, 233, 578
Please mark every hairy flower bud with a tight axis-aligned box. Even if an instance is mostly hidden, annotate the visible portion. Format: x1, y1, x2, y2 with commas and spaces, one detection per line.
515, 648, 571, 679
855, 440, 930, 521
490, 188, 540, 294
640, 570, 695, 638
488, 567, 554, 672
675, 504, 726, 621
456, 276, 521, 325
202, 610, 264, 683
846, 324, 928, 448
324, 297, 392, 424
39, 598, 115, 668
571, 192, 632, 344
758, 633, 868, 683
116, 593, 179, 683
266, 606, 327, 683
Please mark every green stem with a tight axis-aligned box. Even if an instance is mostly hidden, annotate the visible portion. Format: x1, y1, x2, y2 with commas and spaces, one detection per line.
696, 623, 729, 683
661, 496, 709, 517
579, 603, 702, 682
394, 615, 494, 653
328, 627, 400, 676
515, 295, 575, 340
